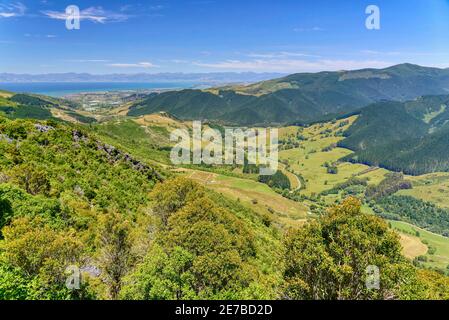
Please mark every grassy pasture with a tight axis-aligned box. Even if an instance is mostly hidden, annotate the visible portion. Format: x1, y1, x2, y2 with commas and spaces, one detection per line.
399, 233, 428, 260
397, 173, 449, 209
0, 90, 14, 98
390, 220, 449, 271
183, 169, 309, 229
279, 116, 388, 195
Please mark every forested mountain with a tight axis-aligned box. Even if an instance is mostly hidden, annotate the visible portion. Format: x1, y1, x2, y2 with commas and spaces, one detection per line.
340, 95, 449, 175
128, 64, 449, 125
339, 101, 428, 151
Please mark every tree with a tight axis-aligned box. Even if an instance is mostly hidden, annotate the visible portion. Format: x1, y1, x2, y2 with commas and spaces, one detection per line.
123, 178, 260, 299
120, 245, 196, 300
0, 196, 12, 231
10, 163, 51, 196
0, 216, 84, 299
150, 177, 203, 227
258, 170, 291, 190
283, 197, 419, 300
0, 264, 35, 300
96, 211, 134, 300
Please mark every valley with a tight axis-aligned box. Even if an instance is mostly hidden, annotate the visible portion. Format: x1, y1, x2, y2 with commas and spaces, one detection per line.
2, 64, 449, 299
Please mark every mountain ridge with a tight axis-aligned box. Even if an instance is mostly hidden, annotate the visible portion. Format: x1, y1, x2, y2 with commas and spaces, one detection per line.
340, 94, 449, 175
127, 64, 449, 126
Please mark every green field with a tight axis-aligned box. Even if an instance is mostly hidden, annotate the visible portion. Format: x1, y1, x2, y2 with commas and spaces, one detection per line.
397, 173, 449, 209
389, 220, 449, 271
0, 90, 13, 98
183, 169, 309, 228
279, 117, 388, 196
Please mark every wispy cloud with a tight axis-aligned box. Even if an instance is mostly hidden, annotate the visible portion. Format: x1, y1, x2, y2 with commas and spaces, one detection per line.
64, 59, 111, 63
149, 5, 165, 11
42, 6, 131, 24
293, 26, 324, 32
107, 62, 158, 69
247, 51, 320, 59
360, 49, 449, 58
118, 3, 165, 18
170, 59, 190, 64
194, 59, 393, 72
24, 33, 57, 38
0, 2, 26, 18
360, 50, 402, 56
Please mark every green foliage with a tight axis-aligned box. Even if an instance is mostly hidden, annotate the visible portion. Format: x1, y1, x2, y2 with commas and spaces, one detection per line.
0, 184, 61, 229
10, 94, 57, 108
365, 173, 412, 200
321, 177, 368, 196
122, 177, 276, 300
416, 269, 449, 299
2, 108, 449, 301
339, 101, 428, 152
4, 105, 53, 120
0, 94, 56, 120
92, 119, 171, 164
95, 211, 134, 299
258, 170, 291, 190
0, 216, 88, 299
283, 197, 420, 299
341, 95, 449, 175
376, 195, 449, 236
65, 111, 97, 124
0, 263, 35, 299
0, 115, 161, 299
120, 244, 197, 299
0, 117, 157, 215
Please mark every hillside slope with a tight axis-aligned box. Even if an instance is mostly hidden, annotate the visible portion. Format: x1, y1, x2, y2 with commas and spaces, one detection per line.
0, 115, 282, 299
128, 64, 449, 125
0, 91, 95, 124
340, 95, 449, 174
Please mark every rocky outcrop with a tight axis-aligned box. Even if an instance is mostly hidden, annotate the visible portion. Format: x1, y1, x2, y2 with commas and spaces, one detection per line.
34, 124, 54, 133
72, 129, 163, 182
0, 134, 13, 143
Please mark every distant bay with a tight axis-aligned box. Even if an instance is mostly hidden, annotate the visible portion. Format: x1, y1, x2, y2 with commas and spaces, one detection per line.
0, 82, 201, 97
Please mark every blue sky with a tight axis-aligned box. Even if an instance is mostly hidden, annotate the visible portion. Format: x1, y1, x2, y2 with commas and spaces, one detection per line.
0, 0, 449, 74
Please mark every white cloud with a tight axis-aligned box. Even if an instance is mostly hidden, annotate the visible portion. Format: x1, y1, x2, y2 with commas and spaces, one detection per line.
24, 33, 57, 38
0, 2, 26, 18
107, 62, 158, 69
120, 4, 164, 12
293, 26, 324, 32
42, 6, 131, 24
170, 59, 190, 64
64, 59, 111, 63
194, 59, 394, 72
360, 50, 402, 56
149, 5, 165, 11
247, 51, 319, 59
417, 62, 449, 69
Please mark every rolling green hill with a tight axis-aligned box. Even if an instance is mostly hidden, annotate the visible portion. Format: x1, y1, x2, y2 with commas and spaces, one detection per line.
0, 91, 95, 123
0, 115, 284, 299
128, 64, 449, 125
340, 95, 449, 175
339, 100, 428, 151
